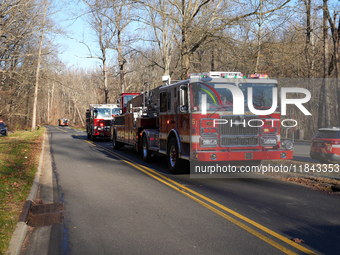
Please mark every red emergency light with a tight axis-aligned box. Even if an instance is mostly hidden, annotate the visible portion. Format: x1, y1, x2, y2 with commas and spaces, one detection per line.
248, 74, 269, 79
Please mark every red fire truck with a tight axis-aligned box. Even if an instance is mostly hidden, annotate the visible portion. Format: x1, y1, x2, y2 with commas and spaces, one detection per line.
58, 118, 69, 126
86, 104, 120, 140
111, 72, 294, 174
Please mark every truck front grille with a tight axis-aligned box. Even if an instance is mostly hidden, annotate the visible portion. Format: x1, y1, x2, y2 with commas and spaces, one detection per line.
220, 115, 260, 136
221, 136, 259, 146
220, 115, 260, 146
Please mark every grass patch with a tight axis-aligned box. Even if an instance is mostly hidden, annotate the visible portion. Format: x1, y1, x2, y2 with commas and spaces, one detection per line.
0, 127, 45, 254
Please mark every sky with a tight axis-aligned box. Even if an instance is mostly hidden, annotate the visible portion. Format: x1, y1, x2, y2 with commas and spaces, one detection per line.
56, 1, 102, 70
55, 0, 142, 71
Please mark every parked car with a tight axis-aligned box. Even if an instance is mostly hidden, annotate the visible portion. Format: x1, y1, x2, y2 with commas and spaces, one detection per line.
310, 127, 340, 163
0, 121, 8, 136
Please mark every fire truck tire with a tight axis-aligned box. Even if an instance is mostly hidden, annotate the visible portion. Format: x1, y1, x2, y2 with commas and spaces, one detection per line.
112, 132, 121, 150
167, 138, 186, 174
91, 133, 96, 141
142, 135, 151, 162
87, 131, 90, 139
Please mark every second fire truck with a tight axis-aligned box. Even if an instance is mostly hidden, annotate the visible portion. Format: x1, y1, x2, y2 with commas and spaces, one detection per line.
86, 104, 120, 140
111, 72, 294, 174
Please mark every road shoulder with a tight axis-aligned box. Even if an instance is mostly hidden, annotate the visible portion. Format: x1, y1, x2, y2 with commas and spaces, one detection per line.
7, 130, 54, 255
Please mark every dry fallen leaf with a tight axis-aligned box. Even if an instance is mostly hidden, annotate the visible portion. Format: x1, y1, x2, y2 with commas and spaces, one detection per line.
293, 238, 305, 243
33, 199, 43, 204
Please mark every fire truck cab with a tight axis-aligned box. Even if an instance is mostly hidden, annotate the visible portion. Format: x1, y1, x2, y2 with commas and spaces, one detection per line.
86, 104, 119, 141
111, 72, 294, 174
117, 93, 140, 114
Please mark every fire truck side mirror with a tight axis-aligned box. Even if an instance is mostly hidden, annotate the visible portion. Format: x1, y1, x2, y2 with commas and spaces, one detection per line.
179, 85, 188, 112
86, 109, 90, 119
179, 105, 188, 113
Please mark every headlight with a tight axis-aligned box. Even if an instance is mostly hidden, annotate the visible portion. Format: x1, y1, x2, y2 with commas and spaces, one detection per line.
200, 138, 218, 147
261, 137, 277, 146
281, 140, 294, 150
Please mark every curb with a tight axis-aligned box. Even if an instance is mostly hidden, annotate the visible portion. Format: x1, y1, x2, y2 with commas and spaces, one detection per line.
6, 131, 46, 255
18, 201, 32, 223
7, 223, 28, 255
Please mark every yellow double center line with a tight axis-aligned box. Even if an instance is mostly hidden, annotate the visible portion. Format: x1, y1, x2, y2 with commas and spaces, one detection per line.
86, 140, 317, 255
55, 126, 68, 133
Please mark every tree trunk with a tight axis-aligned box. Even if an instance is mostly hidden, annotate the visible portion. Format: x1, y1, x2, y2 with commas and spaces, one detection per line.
51, 82, 54, 120
73, 96, 76, 124
324, 0, 330, 128
47, 87, 50, 124
318, 0, 330, 128
334, 19, 340, 125
211, 49, 215, 71
255, 0, 262, 73
304, 0, 311, 77
180, 2, 190, 81
181, 51, 190, 80
180, 25, 191, 80
31, 0, 49, 131
76, 106, 84, 127
163, 53, 171, 77
118, 30, 125, 93
102, 50, 108, 103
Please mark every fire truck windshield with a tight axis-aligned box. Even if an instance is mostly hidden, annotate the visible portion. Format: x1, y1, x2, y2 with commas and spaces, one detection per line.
124, 95, 136, 105
112, 107, 120, 116
190, 83, 277, 112
239, 83, 277, 110
96, 108, 112, 118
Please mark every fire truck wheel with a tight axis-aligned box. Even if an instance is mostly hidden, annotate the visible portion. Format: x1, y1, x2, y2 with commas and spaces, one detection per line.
142, 135, 151, 162
91, 133, 96, 141
87, 131, 90, 139
167, 138, 185, 174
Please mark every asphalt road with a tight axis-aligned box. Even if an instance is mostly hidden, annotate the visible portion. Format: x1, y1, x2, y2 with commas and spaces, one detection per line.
43, 126, 339, 255
292, 141, 318, 163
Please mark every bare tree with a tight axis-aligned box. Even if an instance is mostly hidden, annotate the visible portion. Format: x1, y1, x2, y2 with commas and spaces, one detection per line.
318, 0, 330, 128
136, 0, 179, 78
323, 1, 340, 126
32, 0, 52, 131
0, 1, 40, 128
255, 0, 263, 73
105, 0, 132, 93
81, 0, 117, 103
137, 0, 292, 80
